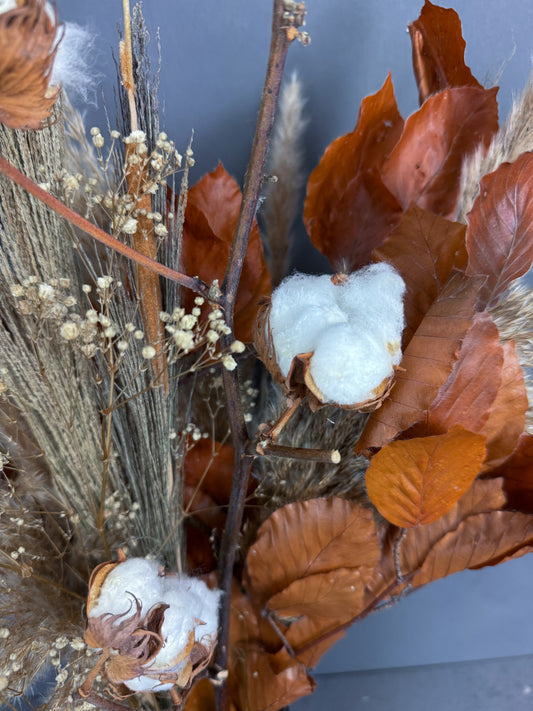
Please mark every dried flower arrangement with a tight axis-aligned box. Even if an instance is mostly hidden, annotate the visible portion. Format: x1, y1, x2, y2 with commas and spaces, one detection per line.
0, 1, 533, 710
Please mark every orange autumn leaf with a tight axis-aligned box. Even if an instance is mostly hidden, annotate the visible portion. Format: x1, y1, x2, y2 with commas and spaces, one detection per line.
303, 74, 403, 271
365, 425, 486, 528
180, 163, 271, 341
246, 498, 380, 605
490, 434, 533, 513
184, 678, 217, 711
230, 646, 314, 711
411, 509, 533, 588
399, 478, 506, 577
267, 567, 371, 668
409, 0, 482, 105
407, 312, 504, 438
465, 151, 533, 309
480, 341, 528, 470
356, 271, 484, 455
373, 204, 467, 343
382, 86, 498, 218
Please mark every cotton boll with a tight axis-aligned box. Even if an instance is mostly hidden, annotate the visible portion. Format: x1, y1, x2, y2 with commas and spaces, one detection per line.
89, 557, 164, 619
0, 1, 16, 13
309, 324, 395, 405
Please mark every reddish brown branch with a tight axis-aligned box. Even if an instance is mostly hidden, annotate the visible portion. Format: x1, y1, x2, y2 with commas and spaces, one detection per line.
74, 690, 130, 711
214, 1, 300, 708
0, 154, 212, 299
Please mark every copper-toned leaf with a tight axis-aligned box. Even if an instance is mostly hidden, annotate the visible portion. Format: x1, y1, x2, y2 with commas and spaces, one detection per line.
409, 312, 504, 437
399, 478, 506, 577
480, 342, 528, 470
409, 0, 482, 105
382, 87, 498, 218
246, 498, 380, 604
184, 439, 235, 526
180, 163, 271, 341
230, 646, 315, 711
373, 205, 467, 343
0, 0, 61, 129
465, 151, 533, 308
268, 568, 370, 668
356, 272, 485, 455
411, 510, 533, 588
490, 434, 533, 513
365, 425, 486, 528
303, 74, 404, 271
184, 678, 216, 711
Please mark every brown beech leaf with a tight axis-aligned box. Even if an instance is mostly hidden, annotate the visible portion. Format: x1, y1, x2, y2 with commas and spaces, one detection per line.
409, 0, 482, 105
303, 74, 404, 271
373, 204, 467, 343
246, 498, 380, 604
382, 86, 498, 218
268, 568, 370, 668
184, 678, 216, 711
490, 435, 533, 513
365, 425, 486, 528
408, 312, 504, 437
180, 163, 271, 341
465, 151, 533, 309
400, 478, 506, 576
411, 509, 533, 588
230, 645, 314, 711
356, 272, 485, 455
480, 342, 528, 470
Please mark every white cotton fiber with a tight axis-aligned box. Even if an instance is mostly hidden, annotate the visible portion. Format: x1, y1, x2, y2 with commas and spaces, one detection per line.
269, 263, 406, 405
89, 557, 164, 619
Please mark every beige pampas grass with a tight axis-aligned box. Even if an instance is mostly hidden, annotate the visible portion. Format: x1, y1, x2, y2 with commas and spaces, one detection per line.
455, 70, 533, 223
261, 73, 307, 286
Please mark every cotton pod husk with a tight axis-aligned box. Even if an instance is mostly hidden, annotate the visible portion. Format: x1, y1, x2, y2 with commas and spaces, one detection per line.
253, 268, 405, 412
82, 553, 221, 698
0, 0, 62, 130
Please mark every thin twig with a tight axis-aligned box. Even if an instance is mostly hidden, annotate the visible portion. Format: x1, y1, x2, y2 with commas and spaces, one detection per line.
0, 154, 212, 298
255, 442, 341, 463
214, 1, 299, 708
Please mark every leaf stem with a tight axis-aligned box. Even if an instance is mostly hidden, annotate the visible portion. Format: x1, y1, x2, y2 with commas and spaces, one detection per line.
0, 154, 212, 299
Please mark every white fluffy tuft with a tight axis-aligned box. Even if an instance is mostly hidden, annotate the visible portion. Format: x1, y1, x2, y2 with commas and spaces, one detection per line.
52, 22, 100, 105
269, 263, 406, 405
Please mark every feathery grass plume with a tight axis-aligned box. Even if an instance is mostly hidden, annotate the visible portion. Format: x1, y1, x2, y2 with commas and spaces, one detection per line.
255, 386, 369, 514
455, 70, 533, 223
0, 0, 62, 130
490, 279, 533, 433
261, 73, 307, 286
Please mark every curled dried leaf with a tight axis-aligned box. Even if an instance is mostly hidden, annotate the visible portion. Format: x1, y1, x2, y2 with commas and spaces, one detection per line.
0, 0, 62, 129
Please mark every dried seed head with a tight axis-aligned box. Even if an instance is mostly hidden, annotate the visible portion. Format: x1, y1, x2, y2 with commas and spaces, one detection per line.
0, 0, 62, 129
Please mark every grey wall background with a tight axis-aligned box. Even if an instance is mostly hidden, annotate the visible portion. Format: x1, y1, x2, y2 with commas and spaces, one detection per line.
49, 1, 533, 709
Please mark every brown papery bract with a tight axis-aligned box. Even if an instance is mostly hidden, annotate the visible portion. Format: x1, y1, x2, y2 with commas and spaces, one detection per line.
465, 151, 533, 309
373, 204, 467, 344
303, 74, 403, 271
180, 163, 271, 342
0, 0, 61, 129
409, 0, 482, 105
246, 498, 380, 605
356, 271, 485, 455
382, 86, 498, 218
365, 425, 486, 528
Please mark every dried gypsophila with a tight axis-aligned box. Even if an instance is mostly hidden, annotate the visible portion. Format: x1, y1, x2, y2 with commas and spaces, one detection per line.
254, 264, 406, 412
80, 551, 221, 699
0, 0, 62, 130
